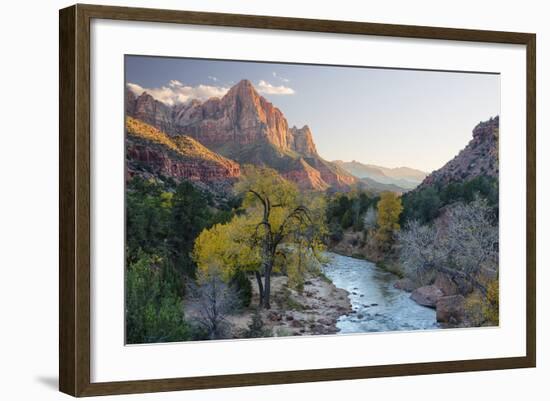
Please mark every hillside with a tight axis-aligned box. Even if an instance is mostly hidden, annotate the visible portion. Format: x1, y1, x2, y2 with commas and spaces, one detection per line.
401, 116, 499, 225
125, 116, 240, 188
416, 116, 499, 190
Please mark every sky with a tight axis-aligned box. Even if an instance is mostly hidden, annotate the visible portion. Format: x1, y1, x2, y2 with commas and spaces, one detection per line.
125, 55, 500, 173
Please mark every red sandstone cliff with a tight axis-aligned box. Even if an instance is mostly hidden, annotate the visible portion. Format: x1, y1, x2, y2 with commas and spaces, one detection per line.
125, 117, 240, 190
126, 80, 355, 190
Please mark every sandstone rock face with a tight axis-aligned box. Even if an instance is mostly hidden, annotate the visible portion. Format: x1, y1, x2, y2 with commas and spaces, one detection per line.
128, 90, 175, 135
436, 295, 465, 324
283, 159, 329, 190
171, 80, 293, 150
289, 125, 318, 157
125, 117, 240, 190
126, 141, 239, 183
410, 285, 444, 308
172, 99, 204, 129
125, 88, 136, 116
304, 157, 357, 190
127, 80, 356, 190
418, 116, 499, 189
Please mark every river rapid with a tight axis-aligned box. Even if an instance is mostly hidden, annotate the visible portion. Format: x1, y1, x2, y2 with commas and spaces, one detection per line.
323, 252, 438, 333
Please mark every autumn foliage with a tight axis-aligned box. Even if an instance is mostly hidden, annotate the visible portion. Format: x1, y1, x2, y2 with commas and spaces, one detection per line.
193, 166, 327, 308
375, 192, 403, 248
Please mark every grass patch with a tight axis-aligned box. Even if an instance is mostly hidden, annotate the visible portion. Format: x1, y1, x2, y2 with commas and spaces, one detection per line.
280, 287, 306, 311
377, 260, 404, 278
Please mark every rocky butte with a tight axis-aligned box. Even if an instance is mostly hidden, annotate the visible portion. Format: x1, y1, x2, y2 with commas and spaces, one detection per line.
417, 116, 499, 189
126, 79, 356, 190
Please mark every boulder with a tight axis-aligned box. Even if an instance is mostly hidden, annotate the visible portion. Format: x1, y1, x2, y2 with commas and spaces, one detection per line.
434, 273, 458, 296
394, 278, 416, 292
454, 277, 474, 295
436, 295, 465, 324
410, 285, 444, 308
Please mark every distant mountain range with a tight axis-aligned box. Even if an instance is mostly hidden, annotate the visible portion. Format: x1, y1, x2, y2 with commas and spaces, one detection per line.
126, 79, 356, 191
355, 176, 414, 193
333, 160, 427, 191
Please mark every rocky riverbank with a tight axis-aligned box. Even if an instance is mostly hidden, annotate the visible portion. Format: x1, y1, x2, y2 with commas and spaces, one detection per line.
331, 234, 466, 328
226, 274, 353, 337
394, 274, 470, 327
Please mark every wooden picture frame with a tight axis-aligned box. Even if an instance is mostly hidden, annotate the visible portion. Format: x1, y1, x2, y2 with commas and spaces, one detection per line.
59, 3, 536, 397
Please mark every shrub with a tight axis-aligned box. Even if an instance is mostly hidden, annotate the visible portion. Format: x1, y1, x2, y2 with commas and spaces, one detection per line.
244, 308, 272, 338
341, 209, 353, 229
483, 279, 499, 325
464, 282, 498, 327
188, 271, 240, 340
125, 253, 191, 344
230, 270, 253, 308
464, 292, 485, 326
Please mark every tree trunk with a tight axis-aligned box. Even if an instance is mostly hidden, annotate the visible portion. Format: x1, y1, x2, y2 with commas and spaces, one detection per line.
260, 246, 275, 309
260, 225, 273, 309
255, 271, 264, 306
263, 266, 271, 309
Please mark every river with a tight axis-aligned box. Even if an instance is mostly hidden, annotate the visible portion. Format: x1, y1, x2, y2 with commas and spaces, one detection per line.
323, 252, 438, 333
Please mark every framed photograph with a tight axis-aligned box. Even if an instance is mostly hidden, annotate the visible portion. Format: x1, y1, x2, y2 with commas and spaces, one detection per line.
59, 4, 536, 397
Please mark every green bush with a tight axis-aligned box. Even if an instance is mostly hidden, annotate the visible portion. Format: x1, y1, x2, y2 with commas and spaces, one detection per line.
126, 253, 191, 344
244, 308, 272, 338
230, 270, 253, 308
325, 191, 378, 236
401, 175, 498, 225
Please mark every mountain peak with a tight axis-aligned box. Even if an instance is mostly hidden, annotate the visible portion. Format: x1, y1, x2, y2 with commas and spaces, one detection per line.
126, 78, 356, 190
222, 79, 262, 108
227, 79, 257, 97
289, 125, 317, 157
235, 79, 254, 88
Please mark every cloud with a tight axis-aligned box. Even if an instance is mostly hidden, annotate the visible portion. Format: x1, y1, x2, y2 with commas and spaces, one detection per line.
208, 76, 218, 82
272, 72, 290, 83
126, 80, 229, 106
256, 80, 295, 95
169, 79, 183, 87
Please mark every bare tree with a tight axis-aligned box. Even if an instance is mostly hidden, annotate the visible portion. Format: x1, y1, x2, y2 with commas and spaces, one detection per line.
398, 220, 443, 286
188, 272, 240, 340
398, 197, 498, 296
443, 199, 498, 279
